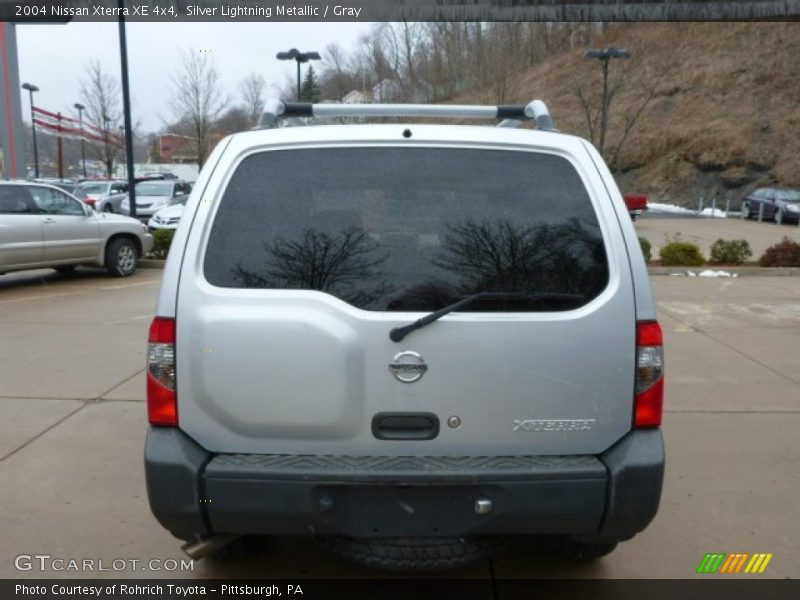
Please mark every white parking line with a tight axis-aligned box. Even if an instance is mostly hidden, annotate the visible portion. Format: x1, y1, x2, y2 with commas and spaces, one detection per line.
0, 289, 87, 305
0, 277, 158, 304
100, 279, 160, 290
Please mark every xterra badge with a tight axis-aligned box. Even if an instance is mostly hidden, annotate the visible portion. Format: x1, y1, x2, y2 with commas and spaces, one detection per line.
513, 419, 596, 432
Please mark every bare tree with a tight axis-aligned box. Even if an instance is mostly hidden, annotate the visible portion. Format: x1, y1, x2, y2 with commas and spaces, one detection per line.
274, 74, 297, 104
483, 24, 524, 103
169, 49, 227, 169
574, 53, 676, 169
325, 42, 348, 73
216, 106, 251, 134
80, 60, 121, 177
320, 43, 362, 100
574, 78, 601, 145
314, 22, 604, 107
240, 72, 265, 126
391, 22, 421, 100
358, 26, 400, 102
606, 65, 671, 170
574, 56, 635, 154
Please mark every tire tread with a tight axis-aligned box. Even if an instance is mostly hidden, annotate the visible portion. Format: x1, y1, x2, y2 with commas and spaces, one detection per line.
317, 536, 509, 571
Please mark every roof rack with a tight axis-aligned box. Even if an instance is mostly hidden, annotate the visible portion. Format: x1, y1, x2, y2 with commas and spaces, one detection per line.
256, 99, 557, 132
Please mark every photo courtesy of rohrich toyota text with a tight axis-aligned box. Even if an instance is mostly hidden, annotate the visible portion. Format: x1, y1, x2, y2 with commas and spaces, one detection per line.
0, 1, 799, 598
14, 583, 298, 596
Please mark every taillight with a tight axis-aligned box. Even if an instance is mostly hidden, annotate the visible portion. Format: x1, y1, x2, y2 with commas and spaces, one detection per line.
635, 321, 664, 428
147, 317, 177, 426
84, 198, 96, 207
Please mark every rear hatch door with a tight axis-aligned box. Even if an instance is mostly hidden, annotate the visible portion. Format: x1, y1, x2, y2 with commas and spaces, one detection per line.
176, 130, 635, 456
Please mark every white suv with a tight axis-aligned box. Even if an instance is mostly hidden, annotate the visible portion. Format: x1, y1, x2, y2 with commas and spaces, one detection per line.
145, 100, 665, 569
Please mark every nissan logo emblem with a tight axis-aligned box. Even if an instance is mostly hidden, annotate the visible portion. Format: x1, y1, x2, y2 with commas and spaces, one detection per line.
388, 351, 428, 383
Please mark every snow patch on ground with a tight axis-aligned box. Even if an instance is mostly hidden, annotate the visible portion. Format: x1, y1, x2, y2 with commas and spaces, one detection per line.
647, 202, 728, 218
699, 207, 728, 219
648, 202, 696, 215
686, 270, 738, 278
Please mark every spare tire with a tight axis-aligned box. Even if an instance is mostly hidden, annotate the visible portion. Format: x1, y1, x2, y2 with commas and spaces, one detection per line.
316, 535, 509, 571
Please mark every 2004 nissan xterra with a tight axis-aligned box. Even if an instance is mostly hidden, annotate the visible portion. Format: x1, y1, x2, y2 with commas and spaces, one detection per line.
145, 99, 664, 570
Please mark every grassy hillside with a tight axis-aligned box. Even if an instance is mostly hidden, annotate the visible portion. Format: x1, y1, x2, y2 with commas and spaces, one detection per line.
464, 23, 800, 206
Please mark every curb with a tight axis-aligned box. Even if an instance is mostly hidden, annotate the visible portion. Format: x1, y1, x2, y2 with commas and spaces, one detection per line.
648, 267, 800, 277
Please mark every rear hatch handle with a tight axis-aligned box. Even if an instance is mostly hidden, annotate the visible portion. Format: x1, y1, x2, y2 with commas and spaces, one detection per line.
389, 291, 586, 342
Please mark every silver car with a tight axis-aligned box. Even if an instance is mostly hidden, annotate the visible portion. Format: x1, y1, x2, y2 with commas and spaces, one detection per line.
0, 181, 153, 277
121, 180, 192, 219
76, 179, 129, 213
145, 100, 664, 569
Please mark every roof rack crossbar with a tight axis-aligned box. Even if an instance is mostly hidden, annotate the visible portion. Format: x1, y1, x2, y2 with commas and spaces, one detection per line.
257, 99, 557, 131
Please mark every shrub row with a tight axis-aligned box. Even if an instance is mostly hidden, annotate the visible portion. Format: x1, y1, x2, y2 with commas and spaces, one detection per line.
639, 236, 800, 267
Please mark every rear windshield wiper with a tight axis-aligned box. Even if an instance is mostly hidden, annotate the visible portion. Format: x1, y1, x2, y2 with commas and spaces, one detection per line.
389, 291, 587, 342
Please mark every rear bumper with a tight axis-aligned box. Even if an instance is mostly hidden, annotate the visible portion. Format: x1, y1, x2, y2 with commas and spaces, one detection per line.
145, 427, 664, 542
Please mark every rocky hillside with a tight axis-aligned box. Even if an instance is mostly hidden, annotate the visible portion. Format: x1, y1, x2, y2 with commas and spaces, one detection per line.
464, 23, 800, 206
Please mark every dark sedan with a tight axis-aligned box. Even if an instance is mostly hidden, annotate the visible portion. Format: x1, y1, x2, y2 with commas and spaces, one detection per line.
742, 188, 800, 224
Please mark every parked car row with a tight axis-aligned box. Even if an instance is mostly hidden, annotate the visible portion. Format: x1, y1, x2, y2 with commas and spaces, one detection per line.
41, 176, 193, 230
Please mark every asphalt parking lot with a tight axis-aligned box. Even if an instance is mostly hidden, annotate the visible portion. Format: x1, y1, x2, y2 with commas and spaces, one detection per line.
1, 255, 798, 580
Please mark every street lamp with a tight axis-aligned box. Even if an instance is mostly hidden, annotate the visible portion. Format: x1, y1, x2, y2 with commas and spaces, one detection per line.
276, 49, 321, 101
74, 102, 86, 178
584, 47, 631, 153
118, 125, 126, 178
102, 114, 111, 177
21, 82, 39, 178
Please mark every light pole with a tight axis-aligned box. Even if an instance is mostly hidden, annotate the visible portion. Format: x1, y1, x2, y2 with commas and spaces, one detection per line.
118, 125, 126, 178
74, 102, 87, 178
585, 47, 631, 154
21, 82, 39, 178
276, 49, 321, 101
103, 114, 111, 177
117, 3, 137, 219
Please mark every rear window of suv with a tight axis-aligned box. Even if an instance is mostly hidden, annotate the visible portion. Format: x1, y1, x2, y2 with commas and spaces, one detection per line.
204, 147, 608, 312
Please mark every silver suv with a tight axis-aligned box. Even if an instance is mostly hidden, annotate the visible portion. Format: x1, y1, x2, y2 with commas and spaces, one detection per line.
0, 181, 153, 277
145, 100, 665, 570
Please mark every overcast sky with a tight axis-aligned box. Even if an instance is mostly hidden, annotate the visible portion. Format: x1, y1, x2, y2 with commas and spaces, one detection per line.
15, 21, 372, 132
